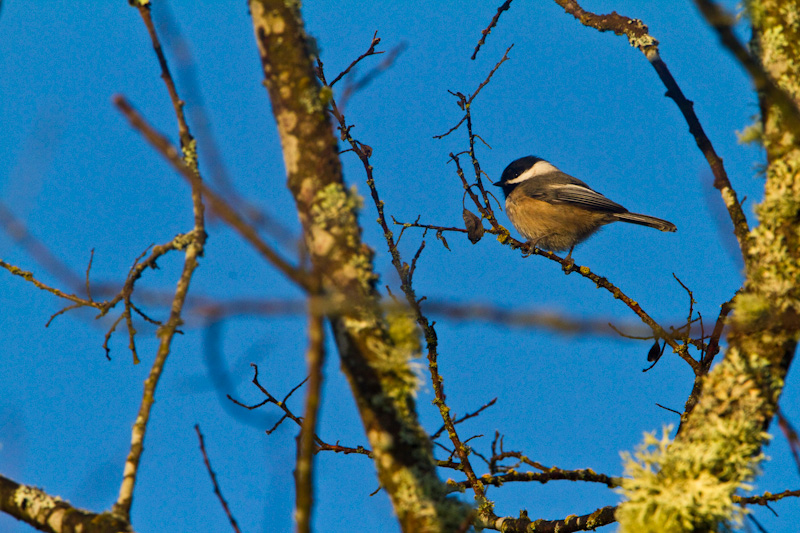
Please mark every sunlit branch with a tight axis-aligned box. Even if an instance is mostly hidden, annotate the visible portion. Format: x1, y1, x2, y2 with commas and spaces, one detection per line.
0, 474, 133, 533
552, 0, 750, 259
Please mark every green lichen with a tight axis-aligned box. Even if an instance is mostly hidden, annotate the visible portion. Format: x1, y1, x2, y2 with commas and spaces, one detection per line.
617, 426, 749, 532
311, 183, 363, 244
628, 32, 658, 51
387, 307, 422, 359
319, 85, 333, 106
311, 184, 423, 406
731, 292, 772, 326
310, 183, 380, 287
299, 82, 326, 115
618, 341, 784, 532
736, 122, 764, 145
13, 484, 62, 517
181, 138, 198, 171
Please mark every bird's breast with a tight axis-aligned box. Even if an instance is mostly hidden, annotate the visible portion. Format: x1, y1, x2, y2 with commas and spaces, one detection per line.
505, 194, 613, 251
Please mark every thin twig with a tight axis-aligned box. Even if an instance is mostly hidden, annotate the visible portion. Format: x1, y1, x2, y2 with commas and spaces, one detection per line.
85, 249, 95, 301
434, 46, 513, 139
482, 505, 617, 532
703, 294, 735, 369
318, 55, 493, 517
449, 467, 620, 492
776, 410, 800, 475
431, 398, 498, 440
733, 489, 800, 507
228, 365, 375, 459
113, 96, 313, 292
133, 2, 192, 145
472, 0, 515, 60
329, 31, 384, 87
0, 260, 99, 308
195, 425, 242, 533
339, 42, 407, 109
0, 201, 85, 290
113, 3, 207, 519
693, 0, 800, 136
392, 217, 469, 235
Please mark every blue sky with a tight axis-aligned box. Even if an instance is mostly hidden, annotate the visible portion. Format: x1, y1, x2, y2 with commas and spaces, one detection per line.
1, 1, 797, 532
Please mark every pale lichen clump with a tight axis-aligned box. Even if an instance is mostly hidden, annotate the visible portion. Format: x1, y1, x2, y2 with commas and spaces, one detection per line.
311, 183, 364, 250
736, 122, 764, 145
13, 485, 62, 524
625, 20, 658, 52
299, 83, 327, 115
617, 342, 783, 532
387, 307, 423, 360
310, 183, 377, 286
617, 427, 747, 533
744, 148, 800, 325
181, 138, 198, 170
618, 4, 800, 528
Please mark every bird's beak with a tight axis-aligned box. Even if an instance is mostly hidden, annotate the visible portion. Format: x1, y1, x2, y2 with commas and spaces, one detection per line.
491, 180, 501, 187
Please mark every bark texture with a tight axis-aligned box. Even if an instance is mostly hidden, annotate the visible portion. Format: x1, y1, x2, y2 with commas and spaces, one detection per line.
0, 474, 132, 533
247, 2, 467, 530
617, 2, 800, 531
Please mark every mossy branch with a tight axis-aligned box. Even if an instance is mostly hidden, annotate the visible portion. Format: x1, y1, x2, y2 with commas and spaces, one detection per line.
247, 1, 467, 530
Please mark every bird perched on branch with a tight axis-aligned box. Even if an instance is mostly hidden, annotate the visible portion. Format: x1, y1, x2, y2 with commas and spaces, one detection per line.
493, 156, 676, 260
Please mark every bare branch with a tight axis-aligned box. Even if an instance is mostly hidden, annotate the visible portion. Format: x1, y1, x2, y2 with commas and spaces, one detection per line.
113, 96, 313, 292
553, 0, 750, 259
295, 308, 326, 533
450, 467, 620, 492
692, 0, 800, 135
472, 0, 515, 60
734, 488, 800, 507
113, 2, 208, 518
195, 425, 242, 533
328, 30, 384, 87
434, 46, 514, 139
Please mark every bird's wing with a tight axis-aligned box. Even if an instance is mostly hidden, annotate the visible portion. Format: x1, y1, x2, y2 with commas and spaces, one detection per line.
551, 183, 628, 212
520, 175, 628, 213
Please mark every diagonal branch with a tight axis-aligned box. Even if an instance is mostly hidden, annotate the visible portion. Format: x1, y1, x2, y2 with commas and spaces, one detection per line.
0, 474, 132, 533
195, 426, 242, 533
553, 0, 750, 260
692, 0, 800, 135
112, 2, 207, 520
113, 96, 312, 292
472, 0, 515, 60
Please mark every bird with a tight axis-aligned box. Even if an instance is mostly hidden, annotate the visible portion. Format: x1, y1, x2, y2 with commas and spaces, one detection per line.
493, 156, 676, 259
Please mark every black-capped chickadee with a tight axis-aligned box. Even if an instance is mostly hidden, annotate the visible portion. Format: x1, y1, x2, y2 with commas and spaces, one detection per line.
493, 156, 676, 257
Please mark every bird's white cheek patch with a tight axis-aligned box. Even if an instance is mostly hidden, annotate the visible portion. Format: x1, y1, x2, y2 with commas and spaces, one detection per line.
506, 161, 561, 184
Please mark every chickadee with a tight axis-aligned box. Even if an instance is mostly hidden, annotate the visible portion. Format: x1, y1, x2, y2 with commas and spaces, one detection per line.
493, 156, 676, 257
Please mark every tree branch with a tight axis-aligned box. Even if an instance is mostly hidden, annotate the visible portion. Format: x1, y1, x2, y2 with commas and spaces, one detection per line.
195, 426, 242, 533
295, 307, 325, 533
0, 474, 132, 533
247, 2, 467, 530
552, 0, 750, 260
113, 2, 207, 519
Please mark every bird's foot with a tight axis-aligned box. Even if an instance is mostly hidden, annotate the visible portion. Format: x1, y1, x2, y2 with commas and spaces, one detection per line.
561, 246, 575, 273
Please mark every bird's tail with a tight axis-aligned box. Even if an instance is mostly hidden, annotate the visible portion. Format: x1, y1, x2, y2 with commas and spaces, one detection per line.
614, 212, 677, 232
